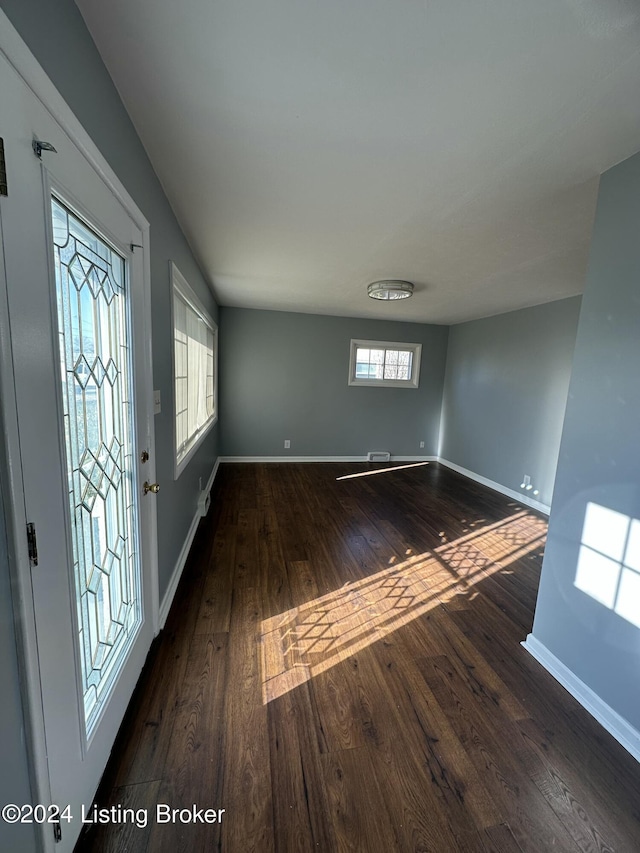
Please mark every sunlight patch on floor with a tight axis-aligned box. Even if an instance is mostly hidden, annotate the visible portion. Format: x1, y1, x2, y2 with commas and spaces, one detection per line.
335, 462, 430, 480
260, 511, 547, 703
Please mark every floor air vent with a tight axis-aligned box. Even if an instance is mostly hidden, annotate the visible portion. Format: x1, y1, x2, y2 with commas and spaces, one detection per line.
367, 451, 391, 462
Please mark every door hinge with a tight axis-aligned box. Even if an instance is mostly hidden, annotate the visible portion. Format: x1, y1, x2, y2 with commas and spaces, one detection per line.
0, 138, 7, 196
26, 522, 38, 567
53, 816, 62, 843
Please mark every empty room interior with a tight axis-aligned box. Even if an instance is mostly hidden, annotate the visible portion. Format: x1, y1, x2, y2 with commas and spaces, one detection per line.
2, 1, 640, 851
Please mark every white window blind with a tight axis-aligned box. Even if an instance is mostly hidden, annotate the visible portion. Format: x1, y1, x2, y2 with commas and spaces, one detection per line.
172, 263, 217, 475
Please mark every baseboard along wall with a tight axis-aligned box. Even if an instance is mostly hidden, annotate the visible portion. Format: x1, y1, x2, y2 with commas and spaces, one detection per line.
522, 634, 640, 764
436, 458, 551, 515
158, 457, 220, 628
220, 455, 438, 463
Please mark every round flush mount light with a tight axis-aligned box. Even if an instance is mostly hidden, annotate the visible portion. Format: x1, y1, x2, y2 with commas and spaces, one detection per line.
367, 280, 414, 300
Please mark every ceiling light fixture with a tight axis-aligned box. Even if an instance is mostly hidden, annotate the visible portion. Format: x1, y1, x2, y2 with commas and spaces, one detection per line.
367, 280, 414, 300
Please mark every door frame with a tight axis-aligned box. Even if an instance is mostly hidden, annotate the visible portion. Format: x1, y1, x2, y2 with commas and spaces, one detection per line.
0, 10, 158, 851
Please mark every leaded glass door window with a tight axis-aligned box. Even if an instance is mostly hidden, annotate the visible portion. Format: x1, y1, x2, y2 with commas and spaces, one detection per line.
51, 197, 142, 737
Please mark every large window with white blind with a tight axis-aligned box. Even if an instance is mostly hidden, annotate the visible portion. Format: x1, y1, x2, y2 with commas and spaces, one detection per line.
171, 262, 218, 477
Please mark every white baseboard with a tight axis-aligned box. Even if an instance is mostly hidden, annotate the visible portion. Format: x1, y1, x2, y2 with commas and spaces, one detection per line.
220, 455, 437, 463
522, 634, 640, 764
158, 457, 220, 628
221, 455, 364, 462
437, 458, 551, 515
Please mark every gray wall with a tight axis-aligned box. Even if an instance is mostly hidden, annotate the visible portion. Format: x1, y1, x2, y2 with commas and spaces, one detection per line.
0, 485, 36, 852
440, 298, 581, 507
220, 308, 449, 457
1, 0, 219, 601
531, 150, 640, 731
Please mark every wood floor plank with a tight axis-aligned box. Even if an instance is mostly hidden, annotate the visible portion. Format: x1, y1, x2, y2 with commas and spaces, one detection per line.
258, 506, 291, 621
409, 608, 530, 722
194, 524, 236, 633
111, 606, 200, 786
512, 720, 616, 853
375, 633, 504, 833
336, 495, 399, 560
307, 662, 369, 754
76, 780, 161, 852
449, 601, 592, 727
418, 654, 581, 853
283, 682, 337, 849
516, 717, 636, 853
346, 644, 489, 851
268, 686, 324, 853
565, 707, 640, 820
320, 746, 400, 852
220, 507, 275, 853
146, 633, 228, 852
483, 822, 526, 853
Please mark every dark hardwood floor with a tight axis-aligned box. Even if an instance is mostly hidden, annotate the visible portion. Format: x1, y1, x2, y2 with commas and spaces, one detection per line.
77, 461, 640, 852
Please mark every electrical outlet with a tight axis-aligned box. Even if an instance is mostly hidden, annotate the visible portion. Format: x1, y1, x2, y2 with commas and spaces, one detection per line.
419, 441, 425, 449
284, 439, 291, 449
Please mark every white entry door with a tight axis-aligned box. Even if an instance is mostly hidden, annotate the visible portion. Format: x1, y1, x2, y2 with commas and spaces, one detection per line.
0, 35, 157, 853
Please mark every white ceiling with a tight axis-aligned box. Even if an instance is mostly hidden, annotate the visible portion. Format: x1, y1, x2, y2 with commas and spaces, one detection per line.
75, 0, 640, 324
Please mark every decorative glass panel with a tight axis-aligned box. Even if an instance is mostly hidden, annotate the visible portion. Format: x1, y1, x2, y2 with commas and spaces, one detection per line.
51, 197, 141, 738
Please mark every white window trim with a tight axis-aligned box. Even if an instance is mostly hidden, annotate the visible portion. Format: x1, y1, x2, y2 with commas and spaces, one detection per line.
348, 339, 422, 388
170, 261, 218, 479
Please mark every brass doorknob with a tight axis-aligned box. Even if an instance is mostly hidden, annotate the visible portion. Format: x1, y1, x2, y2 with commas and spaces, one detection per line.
143, 481, 160, 495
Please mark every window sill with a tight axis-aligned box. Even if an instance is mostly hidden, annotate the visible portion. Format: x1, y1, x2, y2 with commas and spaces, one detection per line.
174, 414, 217, 479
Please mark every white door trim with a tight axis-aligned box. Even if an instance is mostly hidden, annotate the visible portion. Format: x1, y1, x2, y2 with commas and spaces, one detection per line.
0, 198, 52, 850
0, 11, 158, 851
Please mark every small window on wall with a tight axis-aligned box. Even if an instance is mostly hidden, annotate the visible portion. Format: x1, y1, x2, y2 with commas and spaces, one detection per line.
348, 339, 421, 388
171, 262, 218, 477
